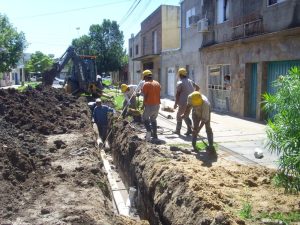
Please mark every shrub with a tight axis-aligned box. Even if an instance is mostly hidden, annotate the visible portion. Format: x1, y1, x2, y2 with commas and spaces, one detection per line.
263, 67, 300, 193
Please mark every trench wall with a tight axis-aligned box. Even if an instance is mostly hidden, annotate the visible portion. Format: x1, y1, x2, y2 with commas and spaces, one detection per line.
109, 121, 234, 225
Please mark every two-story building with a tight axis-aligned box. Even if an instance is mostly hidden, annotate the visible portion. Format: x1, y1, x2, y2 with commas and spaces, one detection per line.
199, 0, 300, 120
129, 0, 300, 121
128, 5, 180, 92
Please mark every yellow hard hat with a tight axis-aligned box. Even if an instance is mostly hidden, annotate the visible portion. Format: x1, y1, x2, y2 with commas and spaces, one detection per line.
178, 68, 187, 76
121, 84, 128, 93
142, 69, 152, 78
190, 91, 203, 106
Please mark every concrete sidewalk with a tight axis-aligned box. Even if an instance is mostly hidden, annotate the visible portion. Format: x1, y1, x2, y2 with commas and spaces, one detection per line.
159, 98, 279, 169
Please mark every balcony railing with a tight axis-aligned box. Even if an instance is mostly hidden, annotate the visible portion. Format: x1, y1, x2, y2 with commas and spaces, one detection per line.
232, 18, 263, 40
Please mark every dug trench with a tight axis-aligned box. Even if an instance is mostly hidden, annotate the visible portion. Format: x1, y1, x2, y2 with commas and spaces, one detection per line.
0, 86, 299, 225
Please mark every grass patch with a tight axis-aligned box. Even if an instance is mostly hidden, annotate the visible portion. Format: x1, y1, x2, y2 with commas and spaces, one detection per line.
102, 79, 112, 86
194, 141, 218, 152
257, 211, 300, 225
17, 82, 40, 91
239, 202, 253, 219
113, 94, 124, 110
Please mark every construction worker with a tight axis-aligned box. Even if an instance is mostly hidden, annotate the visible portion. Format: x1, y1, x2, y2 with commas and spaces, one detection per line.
93, 98, 114, 142
142, 69, 161, 141
174, 68, 200, 135
181, 91, 215, 153
121, 83, 137, 118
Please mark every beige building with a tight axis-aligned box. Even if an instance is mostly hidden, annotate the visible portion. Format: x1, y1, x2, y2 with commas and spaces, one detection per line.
128, 5, 180, 88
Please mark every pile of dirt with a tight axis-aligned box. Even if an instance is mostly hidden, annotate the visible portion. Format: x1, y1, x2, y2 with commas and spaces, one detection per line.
0, 86, 147, 225
0, 86, 89, 135
110, 121, 300, 225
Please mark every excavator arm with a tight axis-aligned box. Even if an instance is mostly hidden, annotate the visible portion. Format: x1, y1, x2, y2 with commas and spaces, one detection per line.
42, 46, 105, 97
42, 46, 77, 86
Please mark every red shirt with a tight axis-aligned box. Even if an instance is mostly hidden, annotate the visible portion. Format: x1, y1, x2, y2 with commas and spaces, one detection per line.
142, 80, 161, 105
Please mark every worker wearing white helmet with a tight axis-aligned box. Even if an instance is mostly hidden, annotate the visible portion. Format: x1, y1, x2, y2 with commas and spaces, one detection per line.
142, 69, 161, 141
174, 67, 200, 136
181, 91, 215, 153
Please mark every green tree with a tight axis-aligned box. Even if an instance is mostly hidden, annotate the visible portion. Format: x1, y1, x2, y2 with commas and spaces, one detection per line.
0, 14, 26, 72
263, 66, 300, 193
72, 19, 125, 74
71, 35, 92, 56
25, 51, 54, 75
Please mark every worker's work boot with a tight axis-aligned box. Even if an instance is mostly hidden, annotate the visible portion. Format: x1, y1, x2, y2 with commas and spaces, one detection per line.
145, 131, 151, 141
206, 128, 216, 154
151, 121, 158, 139
173, 121, 182, 135
192, 136, 197, 151
184, 118, 192, 136
144, 121, 152, 141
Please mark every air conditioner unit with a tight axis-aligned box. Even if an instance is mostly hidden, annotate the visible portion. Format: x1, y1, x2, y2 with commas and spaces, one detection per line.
197, 18, 209, 32
188, 15, 199, 26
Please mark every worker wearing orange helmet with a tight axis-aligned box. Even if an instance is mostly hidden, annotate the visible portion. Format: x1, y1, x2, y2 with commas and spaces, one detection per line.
174, 67, 200, 136
142, 69, 161, 141
181, 91, 215, 153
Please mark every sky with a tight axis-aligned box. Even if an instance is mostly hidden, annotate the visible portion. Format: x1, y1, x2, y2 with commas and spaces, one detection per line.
1, 0, 180, 58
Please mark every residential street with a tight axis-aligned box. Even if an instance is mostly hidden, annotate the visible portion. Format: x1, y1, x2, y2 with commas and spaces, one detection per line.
156, 98, 279, 169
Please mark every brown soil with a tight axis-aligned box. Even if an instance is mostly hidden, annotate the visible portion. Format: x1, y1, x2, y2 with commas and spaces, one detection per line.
0, 86, 299, 225
0, 86, 147, 225
109, 121, 300, 225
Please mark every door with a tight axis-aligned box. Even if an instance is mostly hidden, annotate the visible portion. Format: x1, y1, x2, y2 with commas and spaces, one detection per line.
267, 60, 300, 118
167, 67, 175, 97
267, 60, 300, 95
249, 63, 257, 118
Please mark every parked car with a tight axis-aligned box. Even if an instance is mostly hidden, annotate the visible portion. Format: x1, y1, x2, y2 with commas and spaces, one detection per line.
30, 76, 37, 82
53, 77, 64, 85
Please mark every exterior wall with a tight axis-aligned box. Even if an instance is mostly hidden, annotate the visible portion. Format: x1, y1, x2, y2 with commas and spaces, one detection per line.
160, 0, 208, 98
161, 5, 180, 50
204, 0, 300, 46
201, 28, 300, 119
131, 5, 181, 95
128, 32, 142, 85
141, 7, 162, 55
161, 50, 206, 98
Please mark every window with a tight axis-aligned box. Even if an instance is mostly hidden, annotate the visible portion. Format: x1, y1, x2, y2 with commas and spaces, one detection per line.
143, 62, 153, 70
208, 65, 230, 90
186, 7, 195, 28
142, 37, 146, 55
135, 45, 139, 55
129, 47, 132, 57
217, 0, 229, 24
152, 30, 157, 54
268, 0, 285, 6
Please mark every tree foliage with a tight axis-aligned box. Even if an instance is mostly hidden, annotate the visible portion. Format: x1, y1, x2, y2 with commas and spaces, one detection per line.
25, 51, 54, 74
263, 67, 300, 193
72, 19, 125, 74
0, 14, 26, 72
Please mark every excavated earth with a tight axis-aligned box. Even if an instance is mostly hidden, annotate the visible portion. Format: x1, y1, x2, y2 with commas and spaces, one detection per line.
0, 86, 299, 225
0, 86, 148, 225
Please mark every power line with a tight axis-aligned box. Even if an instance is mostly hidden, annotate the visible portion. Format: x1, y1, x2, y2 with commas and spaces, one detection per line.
119, 0, 142, 25
119, 0, 139, 23
15, 0, 132, 20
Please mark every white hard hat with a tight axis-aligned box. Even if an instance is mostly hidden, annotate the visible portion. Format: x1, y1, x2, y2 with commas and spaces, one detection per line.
96, 98, 102, 103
